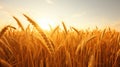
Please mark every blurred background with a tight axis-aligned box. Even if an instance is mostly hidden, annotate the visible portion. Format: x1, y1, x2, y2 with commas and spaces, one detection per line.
0, 0, 120, 31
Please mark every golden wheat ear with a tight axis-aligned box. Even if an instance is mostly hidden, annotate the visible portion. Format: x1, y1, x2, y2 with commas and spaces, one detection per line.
71, 27, 79, 35
62, 21, 67, 34
13, 16, 24, 31
0, 25, 16, 38
23, 14, 55, 54
23, 14, 40, 30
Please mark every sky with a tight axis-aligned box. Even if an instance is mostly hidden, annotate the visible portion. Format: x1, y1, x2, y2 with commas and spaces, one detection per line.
0, 0, 120, 30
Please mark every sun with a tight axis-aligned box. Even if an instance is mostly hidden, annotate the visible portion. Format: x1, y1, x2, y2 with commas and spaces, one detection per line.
36, 18, 56, 31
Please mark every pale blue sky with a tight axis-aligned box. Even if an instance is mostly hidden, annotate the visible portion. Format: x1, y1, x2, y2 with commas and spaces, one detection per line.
0, 0, 120, 30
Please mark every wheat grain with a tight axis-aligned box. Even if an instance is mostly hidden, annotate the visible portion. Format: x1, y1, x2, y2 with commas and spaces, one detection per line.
13, 16, 24, 31
0, 25, 16, 38
71, 27, 79, 35
23, 14, 55, 54
62, 21, 67, 34
0, 14, 120, 67
100, 28, 106, 40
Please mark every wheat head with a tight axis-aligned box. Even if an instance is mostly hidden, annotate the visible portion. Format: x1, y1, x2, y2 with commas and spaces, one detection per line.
23, 14, 55, 54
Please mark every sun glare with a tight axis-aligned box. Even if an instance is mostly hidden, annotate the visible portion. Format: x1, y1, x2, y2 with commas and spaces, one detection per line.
36, 18, 56, 31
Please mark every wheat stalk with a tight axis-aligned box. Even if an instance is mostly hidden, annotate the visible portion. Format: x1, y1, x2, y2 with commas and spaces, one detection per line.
0, 58, 12, 67
51, 25, 59, 37
88, 55, 95, 67
65, 49, 72, 67
13, 16, 24, 31
75, 35, 96, 54
117, 34, 120, 46
0, 25, 16, 38
113, 49, 120, 67
23, 14, 55, 54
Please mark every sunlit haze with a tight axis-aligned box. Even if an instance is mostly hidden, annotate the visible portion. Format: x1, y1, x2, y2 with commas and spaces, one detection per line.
0, 0, 120, 31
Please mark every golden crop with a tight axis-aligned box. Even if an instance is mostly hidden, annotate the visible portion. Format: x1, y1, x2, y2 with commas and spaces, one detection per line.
0, 14, 120, 67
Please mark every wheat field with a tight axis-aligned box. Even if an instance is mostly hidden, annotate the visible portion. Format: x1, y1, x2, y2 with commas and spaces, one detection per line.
0, 14, 120, 67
